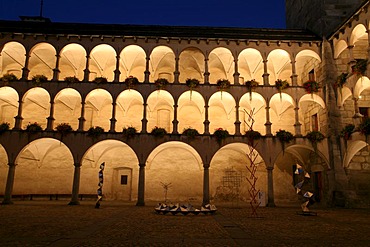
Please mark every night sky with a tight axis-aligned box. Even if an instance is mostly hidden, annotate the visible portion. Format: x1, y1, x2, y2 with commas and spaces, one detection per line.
0, 0, 286, 28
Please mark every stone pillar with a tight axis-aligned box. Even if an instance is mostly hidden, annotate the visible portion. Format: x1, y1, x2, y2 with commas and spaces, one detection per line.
136, 163, 145, 206
68, 163, 81, 205
83, 55, 90, 82
234, 100, 241, 135
21, 51, 30, 80
262, 59, 269, 86
144, 56, 150, 83
264, 99, 272, 136
174, 56, 180, 83
202, 164, 210, 205
13, 99, 23, 130
291, 56, 298, 86
233, 57, 240, 85
172, 102, 179, 134
78, 100, 86, 131
353, 97, 363, 126
2, 163, 16, 205
204, 56, 210, 84
52, 53, 61, 81
203, 101, 210, 134
294, 99, 302, 136
347, 45, 356, 72
46, 99, 55, 131
109, 98, 117, 132
141, 99, 148, 133
266, 166, 276, 207
114, 54, 121, 82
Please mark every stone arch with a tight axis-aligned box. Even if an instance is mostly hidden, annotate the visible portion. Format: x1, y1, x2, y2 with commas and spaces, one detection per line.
334, 39, 348, 59
84, 89, 113, 131
0, 144, 8, 195
209, 47, 234, 84
269, 93, 295, 134
351, 24, 368, 60
119, 45, 146, 82
145, 141, 203, 202
0, 86, 19, 127
115, 89, 144, 132
81, 139, 139, 201
149, 46, 175, 82
209, 142, 265, 204
238, 48, 264, 84
179, 47, 205, 83
146, 90, 174, 133
267, 49, 291, 84
353, 76, 370, 98
28, 42, 56, 80
336, 86, 352, 107
0, 41, 26, 78
239, 92, 266, 134
178, 90, 205, 133
89, 44, 116, 81
343, 139, 368, 169
14, 138, 74, 195
54, 88, 82, 130
350, 24, 367, 45
295, 49, 321, 85
59, 43, 87, 81
22, 87, 50, 129
209, 91, 236, 134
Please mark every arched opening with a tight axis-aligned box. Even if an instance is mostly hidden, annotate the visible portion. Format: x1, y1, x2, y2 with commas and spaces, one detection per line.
179, 47, 205, 83
59, 43, 87, 81
209, 47, 234, 84
54, 88, 82, 130
119, 45, 146, 82
22, 87, 50, 129
146, 90, 174, 133
115, 89, 144, 132
209, 91, 236, 134
28, 43, 56, 80
178, 91, 204, 133
0, 86, 19, 127
84, 89, 113, 130
0, 41, 26, 78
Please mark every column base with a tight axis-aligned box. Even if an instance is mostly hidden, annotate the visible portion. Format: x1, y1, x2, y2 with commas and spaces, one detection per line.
266, 202, 276, 207
136, 201, 145, 206
68, 200, 80, 206
1, 199, 14, 205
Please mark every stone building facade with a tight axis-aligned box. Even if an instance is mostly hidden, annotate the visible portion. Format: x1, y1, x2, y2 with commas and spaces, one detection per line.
0, 1, 369, 207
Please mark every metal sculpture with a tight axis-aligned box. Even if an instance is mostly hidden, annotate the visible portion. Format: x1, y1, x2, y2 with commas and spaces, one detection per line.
95, 162, 105, 209
294, 163, 316, 215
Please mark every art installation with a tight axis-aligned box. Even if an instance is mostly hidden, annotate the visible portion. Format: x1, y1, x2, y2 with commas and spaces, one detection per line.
95, 162, 105, 209
294, 164, 317, 215
155, 203, 217, 215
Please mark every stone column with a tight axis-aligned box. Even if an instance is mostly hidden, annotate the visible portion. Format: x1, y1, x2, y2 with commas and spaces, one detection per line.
204, 56, 210, 84
174, 56, 180, 83
264, 99, 272, 136
172, 102, 179, 134
68, 163, 81, 205
13, 98, 23, 130
291, 56, 298, 86
262, 59, 269, 86
46, 99, 55, 131
21, 51, 30, 80
52, 53, 61, 81
141, 99, 148, 133
78, 100, 86, 131
266, 166, 276, 207
83, 55, 90, 82
234, 100, 241, 135
202, 164, 210, 205
114, 54, 121, 82
109, 98, 117, 132
233, 57, 240, 85
347, 45, 356, 72
136, 163, 146, 206
144, 56, 150, 83
2, 163, 16, 205
203, 101, 210, 134
294, 99, 302, 136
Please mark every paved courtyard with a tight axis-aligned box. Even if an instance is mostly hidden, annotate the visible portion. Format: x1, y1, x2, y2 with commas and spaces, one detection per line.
0, 200, 370, 246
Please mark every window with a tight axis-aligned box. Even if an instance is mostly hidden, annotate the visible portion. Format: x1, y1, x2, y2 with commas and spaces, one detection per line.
120, 175, 128, 185
359, 107, 369, 119
308, 69, 315, 81
311, 113, 318, 131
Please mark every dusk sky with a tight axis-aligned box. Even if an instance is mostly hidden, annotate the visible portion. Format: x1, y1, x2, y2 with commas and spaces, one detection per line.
0, 0, 286, 28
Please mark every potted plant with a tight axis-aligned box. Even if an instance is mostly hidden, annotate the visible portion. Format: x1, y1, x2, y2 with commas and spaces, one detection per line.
334, 73, 348, 100
213, 128, 229, 144
276, 129, 294, 153
93, 76, 108, 84
182, 127, 199, 140
358, 118, 370, 137
87, 126, 105, 138
306, 130, 325, 154
0, 73, 18, 85
122, 126, 137, 139
151, 126, 167, 138
25, 122, 43, 133
155, 78, 169, 90
303, 80, 320, 95
64, 76, 80, 84
0, 122, 10, 135
186, 78, 200, 99
124, 76, 139, 89
352, 59, 367, 76
245, 129, 262, 146
340, 124, 355, 140
31, 75, 48, 86
245, 79, 259, 99
55, 123, 73, 140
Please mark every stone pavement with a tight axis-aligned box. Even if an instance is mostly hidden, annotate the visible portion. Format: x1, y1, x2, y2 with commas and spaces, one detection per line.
0, 200, 370, 246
